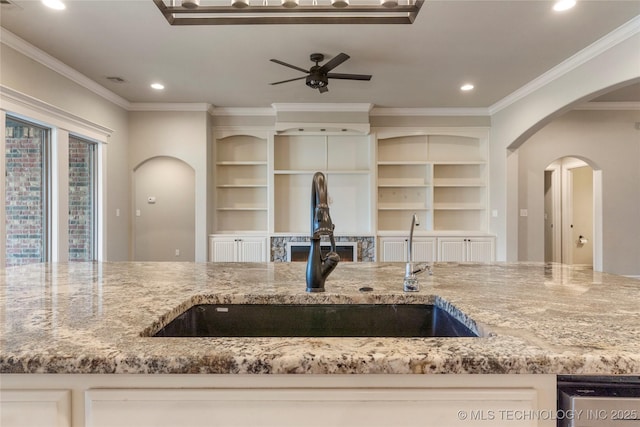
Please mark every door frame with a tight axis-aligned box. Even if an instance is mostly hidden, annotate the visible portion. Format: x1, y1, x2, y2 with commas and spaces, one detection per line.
546, 157, 602, 271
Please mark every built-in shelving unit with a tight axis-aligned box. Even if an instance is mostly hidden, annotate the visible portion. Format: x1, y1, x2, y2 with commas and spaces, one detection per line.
211, 125, 493, 263
272, 134, 373, 235
376, 131, 489, 234
214, 134, 268, 234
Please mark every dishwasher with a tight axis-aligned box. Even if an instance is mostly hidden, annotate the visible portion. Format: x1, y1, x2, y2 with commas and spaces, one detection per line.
557, 375, 640, 427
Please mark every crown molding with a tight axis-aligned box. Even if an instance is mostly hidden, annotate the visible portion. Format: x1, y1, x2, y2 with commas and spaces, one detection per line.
1, 85, 114, 138
272, 103, 373, 113
212, 107, 274, 116
489, 15, 640, 115
574, 102, 640, 111
370, 107, 490, 116
128, 102, 214, 113
1, 27, 131, 110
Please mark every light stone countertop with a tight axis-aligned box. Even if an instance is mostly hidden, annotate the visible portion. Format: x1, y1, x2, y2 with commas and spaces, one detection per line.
0, 261, 639, 375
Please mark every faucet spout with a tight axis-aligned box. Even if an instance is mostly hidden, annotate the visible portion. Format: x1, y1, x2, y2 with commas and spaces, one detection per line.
404, 213, 431, 292
306, 172, 340, 292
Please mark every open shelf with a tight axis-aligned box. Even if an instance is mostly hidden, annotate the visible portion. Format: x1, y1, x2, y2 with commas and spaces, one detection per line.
214, 135, 268, 233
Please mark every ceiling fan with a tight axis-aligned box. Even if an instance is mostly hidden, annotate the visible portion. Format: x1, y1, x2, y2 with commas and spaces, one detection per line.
270, 53, 372, 93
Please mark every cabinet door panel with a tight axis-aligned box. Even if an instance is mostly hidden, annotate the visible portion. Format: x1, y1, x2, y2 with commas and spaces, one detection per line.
212, 239, 236, 262
1, 390, 70, 427
412, 239, 436, 263
380, 239, 407, 262
468, 239, 494, 263
239, 239, 266, 262
438, 239, 466, 262
86, 388, 538, 427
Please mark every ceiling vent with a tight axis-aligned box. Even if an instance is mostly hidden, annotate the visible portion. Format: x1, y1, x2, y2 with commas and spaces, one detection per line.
106, 76, 127, 83
0, 0, 22, 9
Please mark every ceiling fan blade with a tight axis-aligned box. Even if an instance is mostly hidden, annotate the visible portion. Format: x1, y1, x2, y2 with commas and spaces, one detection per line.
318, 86, 329, 94
327, 73, 372, 81
270, 59, 309, 74
319, 53, 350, 73
270, 76, 307, 85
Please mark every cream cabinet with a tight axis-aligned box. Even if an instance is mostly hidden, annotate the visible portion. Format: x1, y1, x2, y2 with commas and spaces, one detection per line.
2, 374, 557, 427
378, 236, 437, 262
208, 235, 268, 262
0, 390, 71, 427
437, 236, 495, 263
272, 134, 373, 235
85, 387, 540, 427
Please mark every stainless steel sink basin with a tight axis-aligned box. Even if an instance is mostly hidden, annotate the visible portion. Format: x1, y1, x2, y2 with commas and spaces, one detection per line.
152, 304, 478, 338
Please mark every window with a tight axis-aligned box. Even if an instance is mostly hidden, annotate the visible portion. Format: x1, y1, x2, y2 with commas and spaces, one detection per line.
4, 116, 51, 266
68, 135, 97, 261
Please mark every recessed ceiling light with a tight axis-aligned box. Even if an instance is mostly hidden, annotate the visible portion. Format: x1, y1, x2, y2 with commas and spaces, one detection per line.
553, 0, 576, 12
42, 0, 65, 10
460, 83, 474, 91
150, 83, 165, 90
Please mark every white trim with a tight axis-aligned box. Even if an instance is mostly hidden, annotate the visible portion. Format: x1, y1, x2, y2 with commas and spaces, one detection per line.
0, 27, 130, 110
272, 103, 373, 113
370, 107, 490, 117
574, 102, 640, 111
129, 102, 214, 112
489, 15, 640, 115
212, 107, 274, 116
1, 85, 113, 141
0, 110, 5, 267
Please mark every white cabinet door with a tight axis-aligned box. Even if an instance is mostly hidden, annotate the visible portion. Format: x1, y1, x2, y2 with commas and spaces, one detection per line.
467, 238, 495, 262
86, 387, 539, 427
379, 237, 407, 262
238, 237, 267, 262
1, 390, 71, 427
209, 235, 267, 262
438, 237, 467, 262
437, 237, 495, 262
379, 237, 436, 262
210, 237, 236, 262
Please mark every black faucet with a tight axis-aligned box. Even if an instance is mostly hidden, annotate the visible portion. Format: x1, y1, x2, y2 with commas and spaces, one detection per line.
306, 172, 340, 292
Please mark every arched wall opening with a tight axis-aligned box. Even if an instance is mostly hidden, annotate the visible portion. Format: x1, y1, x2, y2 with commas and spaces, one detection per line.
488, 28, 640, 275
132, 156, 196, 261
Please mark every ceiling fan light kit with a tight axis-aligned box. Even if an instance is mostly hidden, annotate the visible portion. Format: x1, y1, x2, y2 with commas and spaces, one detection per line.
153, 0, 423, 25
270, 52, 372, 94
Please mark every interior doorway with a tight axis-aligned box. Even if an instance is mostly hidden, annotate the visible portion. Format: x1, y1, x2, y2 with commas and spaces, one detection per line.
544, 157, 602, 269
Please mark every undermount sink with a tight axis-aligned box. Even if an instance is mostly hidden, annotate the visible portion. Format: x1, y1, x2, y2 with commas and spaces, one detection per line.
152, 304, 479, 338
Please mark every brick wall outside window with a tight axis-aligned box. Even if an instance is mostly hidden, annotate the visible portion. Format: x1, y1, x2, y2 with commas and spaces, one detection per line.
5, 121, 46, 267
68, 137, 95, 261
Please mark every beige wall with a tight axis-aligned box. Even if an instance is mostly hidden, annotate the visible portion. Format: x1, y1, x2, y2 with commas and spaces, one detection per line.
517, 109, 640, 275
0, 44, 131, 261
129, 110, 211, 261
134, 156, 196, 261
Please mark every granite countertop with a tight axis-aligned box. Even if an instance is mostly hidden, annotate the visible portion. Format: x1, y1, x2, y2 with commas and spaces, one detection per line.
1, 262, 639, 375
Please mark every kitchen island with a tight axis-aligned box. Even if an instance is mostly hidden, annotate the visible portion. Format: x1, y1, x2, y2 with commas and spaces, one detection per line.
1, 261, 639, 426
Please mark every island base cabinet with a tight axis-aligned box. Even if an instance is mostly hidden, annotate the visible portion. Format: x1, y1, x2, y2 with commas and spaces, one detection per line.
0, 390, 71, 427
1, 374, 556, 427
86, 388, 540, 427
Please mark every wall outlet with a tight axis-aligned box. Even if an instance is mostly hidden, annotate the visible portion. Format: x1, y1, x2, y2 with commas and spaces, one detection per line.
520, 209, 528, 217
175, 249, 180, 257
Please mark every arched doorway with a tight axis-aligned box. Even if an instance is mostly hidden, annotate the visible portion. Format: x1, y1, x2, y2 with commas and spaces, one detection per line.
133, 156, 196, 261
544, 156, 602, 268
